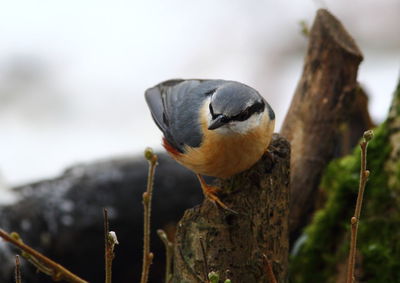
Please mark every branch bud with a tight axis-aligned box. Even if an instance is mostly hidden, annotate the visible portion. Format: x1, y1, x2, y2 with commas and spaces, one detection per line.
108, 231, 119, 246
144, 147, 158, 164
363, 130, 374, 142
208, 271, 219, 283
143, 192, 149, 203
157, 229, 167, 241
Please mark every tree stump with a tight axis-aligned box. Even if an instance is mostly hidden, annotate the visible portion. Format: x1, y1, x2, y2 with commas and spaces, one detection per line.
280, 9, 363, 244
172, 134, 290, 282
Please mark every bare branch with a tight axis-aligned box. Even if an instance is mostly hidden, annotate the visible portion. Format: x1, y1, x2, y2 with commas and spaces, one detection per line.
15, 255, 21, 283
0, 229, 88, 283
346, 130, 374, 283
104, 208, 118, 283
157, 229, 173, 283
140, 148, 158, 283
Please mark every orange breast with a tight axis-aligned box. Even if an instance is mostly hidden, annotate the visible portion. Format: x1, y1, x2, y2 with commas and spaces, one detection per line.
165, 102, 275, 179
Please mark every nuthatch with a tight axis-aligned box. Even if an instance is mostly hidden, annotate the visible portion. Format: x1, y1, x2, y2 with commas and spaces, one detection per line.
145, 79, 275, 210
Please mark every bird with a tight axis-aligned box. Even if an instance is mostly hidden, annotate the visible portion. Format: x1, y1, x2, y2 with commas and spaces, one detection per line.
145, 79, 275, 211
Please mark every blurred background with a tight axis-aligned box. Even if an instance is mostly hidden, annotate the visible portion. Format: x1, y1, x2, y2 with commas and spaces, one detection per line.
0, 0, 399, 191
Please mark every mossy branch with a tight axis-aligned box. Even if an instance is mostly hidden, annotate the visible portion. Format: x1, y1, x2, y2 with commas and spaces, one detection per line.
346, 130, 374, 283
140, 147, 158, 283
0, 229, 88, 283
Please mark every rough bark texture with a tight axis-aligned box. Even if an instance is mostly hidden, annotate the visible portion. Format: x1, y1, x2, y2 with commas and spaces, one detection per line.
172, 134, 290, 283
280, 9, 363, 244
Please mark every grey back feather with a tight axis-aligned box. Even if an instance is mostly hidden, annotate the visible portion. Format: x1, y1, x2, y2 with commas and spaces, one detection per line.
145, 79, 223, 152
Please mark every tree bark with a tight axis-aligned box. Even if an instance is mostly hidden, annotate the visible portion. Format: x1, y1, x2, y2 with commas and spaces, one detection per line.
280, 9, 363, 244
172, 134, 290, 283
337, 85, 375, 157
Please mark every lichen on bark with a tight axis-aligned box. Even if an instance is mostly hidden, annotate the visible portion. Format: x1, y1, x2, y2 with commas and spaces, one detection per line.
290, 79, 400, 282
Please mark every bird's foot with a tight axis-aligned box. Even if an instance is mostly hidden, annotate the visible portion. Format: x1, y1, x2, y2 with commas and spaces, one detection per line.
196, 174, 238, 214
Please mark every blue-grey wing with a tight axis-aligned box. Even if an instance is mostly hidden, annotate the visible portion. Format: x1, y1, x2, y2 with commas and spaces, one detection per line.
145, 79, 223, 153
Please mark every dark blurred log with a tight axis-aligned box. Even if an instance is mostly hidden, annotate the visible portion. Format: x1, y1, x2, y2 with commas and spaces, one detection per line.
280, 9, 363, 244
172, 134, 290, 283
0, 153, 202, 283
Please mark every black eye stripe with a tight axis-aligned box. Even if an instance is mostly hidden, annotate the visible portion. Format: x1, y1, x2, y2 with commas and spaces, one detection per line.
251, 100, 265, 113
231, 101, 265, 122
232, 110, 249, 121
209, 100, 265, 123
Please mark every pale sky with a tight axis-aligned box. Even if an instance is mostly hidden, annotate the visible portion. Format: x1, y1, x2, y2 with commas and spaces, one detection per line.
0, 0, 399, 186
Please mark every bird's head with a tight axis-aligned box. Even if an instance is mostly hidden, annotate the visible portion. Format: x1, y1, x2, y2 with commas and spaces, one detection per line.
205, 82, 274, 135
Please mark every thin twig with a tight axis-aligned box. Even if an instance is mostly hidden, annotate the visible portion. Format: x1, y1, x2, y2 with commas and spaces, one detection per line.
104, 208, 111, 283
263, 254, 277, 283
346, 130, 374, 283
104, 208, 118, 283
140, 148, 158, 283
0, 229, 88, 283
199, 237, 210, 283
157, 229, 173, 283
15, 255, 21, 283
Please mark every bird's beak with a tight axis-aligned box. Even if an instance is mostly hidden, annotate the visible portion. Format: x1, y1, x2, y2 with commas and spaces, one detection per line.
208, 115, 227, 130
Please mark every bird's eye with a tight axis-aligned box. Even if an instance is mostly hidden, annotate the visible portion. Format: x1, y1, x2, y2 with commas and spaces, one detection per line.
232, 101, 265, 122
234, 110, 250, 121
221, 116, 229, 123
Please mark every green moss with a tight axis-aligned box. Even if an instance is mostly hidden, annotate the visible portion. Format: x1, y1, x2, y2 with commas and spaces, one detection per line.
290, 78, 400, 282
290, 122, 397, 282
